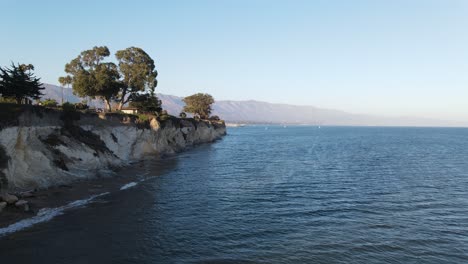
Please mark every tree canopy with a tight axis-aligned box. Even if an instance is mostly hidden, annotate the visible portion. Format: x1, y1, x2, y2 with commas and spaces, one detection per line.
115, 47, 158, 110
182, 93, 214, 119
60, 46, 122, 111
58, 75, 72, 87
0, 63, 44, 104
60, 46, 158, 111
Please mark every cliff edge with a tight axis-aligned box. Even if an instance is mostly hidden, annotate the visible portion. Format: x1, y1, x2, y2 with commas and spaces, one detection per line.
0, 106, 226, 191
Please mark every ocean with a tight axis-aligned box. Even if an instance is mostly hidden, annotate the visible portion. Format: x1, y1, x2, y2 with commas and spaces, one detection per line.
1, 126, 468, 263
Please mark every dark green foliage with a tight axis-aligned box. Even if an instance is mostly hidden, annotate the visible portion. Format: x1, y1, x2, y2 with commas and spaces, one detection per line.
209, 115, 220, 121
0, 63, 44, 104
61, 102, 75, 111
0, 103, 24, 128
115, 47, 158, 110
41, 98, 58, 107
0, 97, 16, 103
0, 104, 59, 129
158, 110, 172, 122
74, 102, 89, 110
60, 103, 81, 126
157, 115, 175, 127
61, 46, 158, 111
136, 114, 151, 122
182, 93, 214, 119
61, 46, 122, 111
179, 112, 187, 118
61, 101, 89, 111
128, 93, 162, 114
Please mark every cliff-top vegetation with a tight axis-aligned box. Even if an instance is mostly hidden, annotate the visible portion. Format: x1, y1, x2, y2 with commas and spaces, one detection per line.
0, 45, 223, 123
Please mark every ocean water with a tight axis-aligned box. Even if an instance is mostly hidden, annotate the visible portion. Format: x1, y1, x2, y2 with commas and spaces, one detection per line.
1, 126, 468, 263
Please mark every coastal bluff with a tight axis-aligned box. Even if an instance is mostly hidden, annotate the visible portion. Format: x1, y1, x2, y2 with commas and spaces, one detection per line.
0, 106, 226, 191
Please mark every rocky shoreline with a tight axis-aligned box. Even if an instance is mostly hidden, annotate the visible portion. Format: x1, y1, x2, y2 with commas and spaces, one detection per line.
0, 107, 226, 231
0, 164, 143, 230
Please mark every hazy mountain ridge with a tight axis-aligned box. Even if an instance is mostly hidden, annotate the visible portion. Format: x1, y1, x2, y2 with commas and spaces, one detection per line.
41, 84, 466, 127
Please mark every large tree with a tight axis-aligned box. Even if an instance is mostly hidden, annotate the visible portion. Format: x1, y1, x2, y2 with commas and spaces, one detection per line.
0, 63, 44, 104
60, 46, 122, 111
182, 93, 214, 119
115, 47, 158, 110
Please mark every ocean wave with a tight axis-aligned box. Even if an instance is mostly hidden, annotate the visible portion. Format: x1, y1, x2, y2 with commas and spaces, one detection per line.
0, 192, 109, 238
120, 182, 138, 190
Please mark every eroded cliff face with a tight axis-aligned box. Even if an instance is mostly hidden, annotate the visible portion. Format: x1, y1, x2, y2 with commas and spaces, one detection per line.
0, 109, 226, 191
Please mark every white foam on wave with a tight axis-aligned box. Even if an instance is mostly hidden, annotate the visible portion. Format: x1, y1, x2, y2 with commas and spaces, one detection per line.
120, 182, 138, 190
0, 192, 109, 238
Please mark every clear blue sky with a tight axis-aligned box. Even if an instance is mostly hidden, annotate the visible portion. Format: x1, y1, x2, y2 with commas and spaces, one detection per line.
2, 0, 468, 121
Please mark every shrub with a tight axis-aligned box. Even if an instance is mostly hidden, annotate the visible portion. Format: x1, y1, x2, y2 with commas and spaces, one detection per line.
41, 98, 58, 107
60, 102, 81, 125
137, 114, 150, 122
209, 115, 220, 121
61, 102, 75, 111
0, 97, 16, 103
129, 93, 162, 114
158, 110, 172, 122
74, 102, 89, 110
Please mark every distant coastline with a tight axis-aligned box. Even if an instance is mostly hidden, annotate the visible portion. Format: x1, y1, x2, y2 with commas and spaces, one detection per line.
41, 84, 468, 127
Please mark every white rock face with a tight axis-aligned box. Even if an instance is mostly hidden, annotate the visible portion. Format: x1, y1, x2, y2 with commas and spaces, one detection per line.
0, 111, 226, 191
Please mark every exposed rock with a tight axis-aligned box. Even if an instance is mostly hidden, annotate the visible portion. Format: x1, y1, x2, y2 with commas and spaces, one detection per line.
0, 201, 6, 212
15, 200, 30, 212
0, 108, 226, 191
18, 190, 35, 198
1, 193, 18, 204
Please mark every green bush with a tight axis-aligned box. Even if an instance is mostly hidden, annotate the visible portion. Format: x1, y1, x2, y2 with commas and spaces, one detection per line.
209, 115, 220, 121
0, 97, 16, 103
41, 98, 58, 107
61, 102, 75, 111
129, 93, 162, 114
137, 114, 150, 122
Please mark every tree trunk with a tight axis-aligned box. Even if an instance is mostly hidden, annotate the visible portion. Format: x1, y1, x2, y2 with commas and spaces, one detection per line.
117, 87, 128, 110
104, 99, 112, 112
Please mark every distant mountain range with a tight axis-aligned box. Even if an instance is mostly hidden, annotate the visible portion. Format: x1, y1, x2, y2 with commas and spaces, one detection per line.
41, 84, 466, 127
